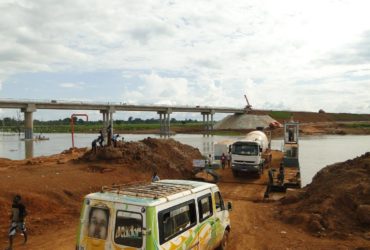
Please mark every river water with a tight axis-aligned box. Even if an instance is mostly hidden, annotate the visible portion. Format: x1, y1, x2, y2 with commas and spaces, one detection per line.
0, 133, 369, 186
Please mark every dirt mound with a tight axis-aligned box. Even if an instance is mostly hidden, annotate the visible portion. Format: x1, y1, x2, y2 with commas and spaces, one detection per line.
280, 152, 370, 238
214, 114, 277, 130
80, 137, 202, 178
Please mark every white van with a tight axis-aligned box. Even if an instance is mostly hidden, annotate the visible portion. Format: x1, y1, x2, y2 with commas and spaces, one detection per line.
76, 179, 232, 250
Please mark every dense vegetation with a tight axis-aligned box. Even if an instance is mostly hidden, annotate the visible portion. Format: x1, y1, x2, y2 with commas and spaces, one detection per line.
0, 117, 203, 133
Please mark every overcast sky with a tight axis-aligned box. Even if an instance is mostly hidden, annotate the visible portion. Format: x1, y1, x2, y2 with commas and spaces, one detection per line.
0, 0, 369, 120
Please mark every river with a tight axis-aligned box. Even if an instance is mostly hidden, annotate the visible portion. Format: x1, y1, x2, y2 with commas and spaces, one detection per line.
0, 133, 369, 186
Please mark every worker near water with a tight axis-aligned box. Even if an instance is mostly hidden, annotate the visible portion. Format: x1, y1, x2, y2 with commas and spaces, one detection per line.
107, 125, 112, 146
97, 130, 104, 147
91, 138, 98, 154
288, 128, 294, 142
221, 153, 226, 170
152, 172, 160, 182
6, 195, 28, 250
112, 134, 120, 147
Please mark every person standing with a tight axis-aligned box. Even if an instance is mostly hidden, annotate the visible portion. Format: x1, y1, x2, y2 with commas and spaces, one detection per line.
97, 130, 104, 147
7, 195, 27, 250
227, 152, 232, 168
221, 153, 226, 170
91, 139, 98, 154
112, 134, 120, 147
152, 172, 160, 182
107, 125, 112, 147
207, 154, 212, 168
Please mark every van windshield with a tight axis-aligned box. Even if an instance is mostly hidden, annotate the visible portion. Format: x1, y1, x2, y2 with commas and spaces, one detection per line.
232, 142, 258, 156
114, 211, 143, 248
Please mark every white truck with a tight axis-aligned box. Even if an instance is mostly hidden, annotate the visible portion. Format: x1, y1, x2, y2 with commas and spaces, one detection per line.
231, 130, 271, 177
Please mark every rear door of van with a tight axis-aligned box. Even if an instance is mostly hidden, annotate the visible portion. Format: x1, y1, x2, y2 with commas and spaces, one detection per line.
112, 203, 146, 249
76, 199, 114, 250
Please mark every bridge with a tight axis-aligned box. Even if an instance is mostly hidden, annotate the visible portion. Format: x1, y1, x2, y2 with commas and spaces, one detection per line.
0, 99, 246, 139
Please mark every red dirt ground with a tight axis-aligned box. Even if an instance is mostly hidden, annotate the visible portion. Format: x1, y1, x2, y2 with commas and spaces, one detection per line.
0, 139, 369, 249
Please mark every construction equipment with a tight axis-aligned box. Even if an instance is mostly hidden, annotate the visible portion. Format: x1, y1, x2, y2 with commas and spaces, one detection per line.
244, 94, 252, 112
264, 120, 301, 198
231, 130, 271, 178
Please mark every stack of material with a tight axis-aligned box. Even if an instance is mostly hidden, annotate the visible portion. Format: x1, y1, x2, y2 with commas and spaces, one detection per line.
214, 114, 277, 130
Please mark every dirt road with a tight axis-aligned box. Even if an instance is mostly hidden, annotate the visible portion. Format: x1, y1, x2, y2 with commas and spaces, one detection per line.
6, 169, 367, 250
0, 144, 369, 249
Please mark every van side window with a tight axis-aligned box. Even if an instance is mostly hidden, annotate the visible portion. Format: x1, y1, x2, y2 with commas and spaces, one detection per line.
88, 207, 110, 240
114, 211, 143, 248
158, 200, 196, 244
198, 194, 213, 222
215, 192, 225, 212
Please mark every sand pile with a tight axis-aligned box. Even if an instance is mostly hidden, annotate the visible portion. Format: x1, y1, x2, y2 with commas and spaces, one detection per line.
214, 114, 277, 130
280, 152, 370, 238
80, 137, 202, 178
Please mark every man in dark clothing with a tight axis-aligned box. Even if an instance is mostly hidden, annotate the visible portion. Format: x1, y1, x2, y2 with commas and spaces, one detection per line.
107, 125, 112, 146
97, 130, 104, 147
91, 139, 98, 154
7, 195, 27, 250
112, 134, 120, 147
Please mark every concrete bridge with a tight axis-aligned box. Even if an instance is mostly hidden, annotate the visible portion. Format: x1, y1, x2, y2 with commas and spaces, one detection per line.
0, 99, 245, 139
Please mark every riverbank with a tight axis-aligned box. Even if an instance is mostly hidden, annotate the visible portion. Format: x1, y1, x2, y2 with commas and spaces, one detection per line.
25, 120, 370, 137
0, 139, 369, 249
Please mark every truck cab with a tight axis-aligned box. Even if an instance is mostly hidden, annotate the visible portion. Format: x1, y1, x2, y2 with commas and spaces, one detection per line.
231, 140, 264, 176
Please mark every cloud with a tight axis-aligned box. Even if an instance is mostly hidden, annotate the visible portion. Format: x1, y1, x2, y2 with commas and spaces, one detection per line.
322, 30, 370, 65
0, 0, 370, 116
59, 82, 85, 89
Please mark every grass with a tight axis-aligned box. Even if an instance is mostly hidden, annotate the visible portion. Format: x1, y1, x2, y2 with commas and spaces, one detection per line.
268, 111, 292, 120
341, 123, 370, 128
29, 122, 203, 133
332, 113, 370, 121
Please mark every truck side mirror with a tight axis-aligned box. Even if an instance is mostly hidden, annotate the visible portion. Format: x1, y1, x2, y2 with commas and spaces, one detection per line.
227, 201, 232, 211
259, 147, 262, 153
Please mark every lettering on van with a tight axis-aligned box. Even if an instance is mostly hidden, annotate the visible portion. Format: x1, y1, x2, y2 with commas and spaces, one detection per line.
114, 211, 143, 248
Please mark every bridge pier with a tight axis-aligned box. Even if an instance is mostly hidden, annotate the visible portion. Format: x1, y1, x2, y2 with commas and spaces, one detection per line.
21, 104, 36, 140
158, 109, 172, 136
201, 110, 215, 134
100, 107, 115, 146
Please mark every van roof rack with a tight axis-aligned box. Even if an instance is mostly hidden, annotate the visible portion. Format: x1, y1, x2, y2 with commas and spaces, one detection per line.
101, 182, 194, 200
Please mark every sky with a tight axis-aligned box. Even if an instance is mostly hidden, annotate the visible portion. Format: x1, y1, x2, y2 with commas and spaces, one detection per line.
0, 0, 369, 121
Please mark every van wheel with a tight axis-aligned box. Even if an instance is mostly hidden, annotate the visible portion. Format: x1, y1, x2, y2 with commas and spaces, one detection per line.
216, 230, 229, 250
232, 170, 238, 177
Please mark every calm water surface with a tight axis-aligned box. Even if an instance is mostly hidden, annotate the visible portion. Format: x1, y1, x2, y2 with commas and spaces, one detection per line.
0, 133, 369, 186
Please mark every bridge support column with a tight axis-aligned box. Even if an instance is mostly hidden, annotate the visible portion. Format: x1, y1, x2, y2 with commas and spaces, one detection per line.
21, 104, 36, 140
201, 110, 215, 134
100, 107, 115, 146
201, 112, 210, 134
158, 109, 172, 136
158, 113, 163, 135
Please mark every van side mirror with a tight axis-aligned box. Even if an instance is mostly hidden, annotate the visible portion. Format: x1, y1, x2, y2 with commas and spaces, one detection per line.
259, 147, 262, 153
227, 201, 232, 211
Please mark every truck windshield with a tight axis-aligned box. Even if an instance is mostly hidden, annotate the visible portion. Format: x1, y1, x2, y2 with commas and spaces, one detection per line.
114, 211, 143, 248
232, 142, 258, 156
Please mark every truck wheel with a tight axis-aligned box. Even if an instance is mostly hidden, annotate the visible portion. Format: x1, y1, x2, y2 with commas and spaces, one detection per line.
216, 230, 229, 250
232, 170, 238, 177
